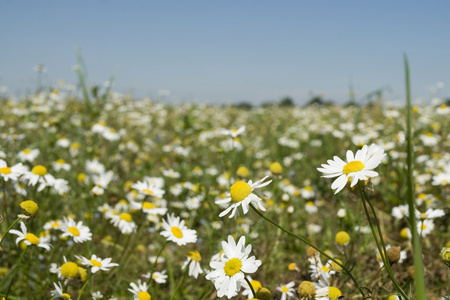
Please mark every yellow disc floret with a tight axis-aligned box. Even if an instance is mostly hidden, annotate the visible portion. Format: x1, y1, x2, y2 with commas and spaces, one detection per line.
328, 286, 342, 299
60, 262, 79, 278
20, 200, 39, 216
119, 213, 132, 222
230, 181, 252, 203
0, 167, 11, 174
236, 166, 249, 178
68, 227, 80, 236
142, 202, 155, 209
138, 291, 151, 300
25, 233, 40, 245
187, 250, 201, 262
224, 258, 242, 276
269, 162, 283, 174
171, 226, 183, 238
298, 281, 316, 296
31, 165, 47, 176
335, 231, 350, 245
343, 161, 364, 175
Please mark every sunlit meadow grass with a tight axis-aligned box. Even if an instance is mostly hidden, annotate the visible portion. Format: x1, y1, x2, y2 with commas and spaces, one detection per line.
0, 76, 448, 299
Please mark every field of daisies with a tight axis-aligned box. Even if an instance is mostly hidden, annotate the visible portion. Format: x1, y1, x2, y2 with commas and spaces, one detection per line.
0, 86, 448, 300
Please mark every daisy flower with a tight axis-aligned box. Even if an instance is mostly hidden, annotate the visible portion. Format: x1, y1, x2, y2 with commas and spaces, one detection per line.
132, 180, 165, 198
52, 159, 71, 172
221, 126, 246, 138
143, 270, 168, 284
0, 159, 27, 182
181, 250, 203, 279
128, 280, 151, 300
205, 235, 261, 299
9, 221, 51, 251
418, 219, 435, 237
110, 213, 137, 234
75, 254, 119, 273
130, 200, 167, 215
242, 276, 263, 299
160, 214, 197, 246
60, 217, 92, 243
22, 165, 53, 187
415, 208, 445, 220
277, 281, 296, 300
17, 148, 40, 162
317, 144, 385, 194
51, 281, 71, 299
216, 176, 272, 218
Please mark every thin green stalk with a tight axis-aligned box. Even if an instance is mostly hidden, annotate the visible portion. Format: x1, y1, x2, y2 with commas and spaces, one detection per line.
243, 276, 256, 299
404, 54, 426, 300
169, 261, 190, 300
2, 179, 8, 221
76, 278, 89, 300
0, 217, 21, 246
250, 204, 365, 298
358, 184, 408, 299
148, 241, 169, 287
5, 247, 28, 299
199, 286, 215, 300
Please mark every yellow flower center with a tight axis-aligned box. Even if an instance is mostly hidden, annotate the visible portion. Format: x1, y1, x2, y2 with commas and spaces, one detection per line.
250, 280, 262, 291
223, 258, 242, 276
60, 262, 79, 278
230, 181, 252, 203
320, 265, 330, 273
187, 250, 201, 262
269, 162, 283, 174
68, 226, 80, 236
306, 201, 314, 206
77, 173, 86, 181
0, 167, 11, 174
138, 291, 151, 300
328, 286, 342, 299
56, 159, 66, 164
171, 226, 183, 238
142, 189, 154, 195
62, 293, 72, 299
142, 202, 155, 209
119, 213, 132, 222
288, 263, 297, 271
71, 142, 80, 149
90, 259, 102, 268
305, 186, 312, 191
31, 165, 47, 176
343, 161, 365, 175
20, 200, 39, 216
335, 231, 350, 245
298, 281, 316, 296
236, 166, 249, 178
23, 148, 31, 154
25, 233, 40, 245
282, 286, 289, 293
330, 259, 343, 272
388, 295, 398, 300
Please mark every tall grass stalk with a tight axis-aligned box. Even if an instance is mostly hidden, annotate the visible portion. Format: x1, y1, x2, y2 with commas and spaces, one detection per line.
404, 54, 426, 299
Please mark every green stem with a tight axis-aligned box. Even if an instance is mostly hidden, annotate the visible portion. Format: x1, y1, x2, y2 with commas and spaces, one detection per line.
0, 217, 21, 247
199, 286, 215, 300
148, 241, 169, 287
76, 278, 89, 300
2, 179, 8, 221
169, 261, 190, 300
358, 184, 409, 299
5, 247, 28, 299
404, 53, 426, 300
244, 276, 256, 299
250, 204, 365, 298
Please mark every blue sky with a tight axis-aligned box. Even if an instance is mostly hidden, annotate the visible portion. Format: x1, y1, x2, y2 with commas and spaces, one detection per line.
1, 1, 449, 105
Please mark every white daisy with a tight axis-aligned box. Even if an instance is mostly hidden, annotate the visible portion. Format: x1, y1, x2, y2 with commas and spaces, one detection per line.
216, 176, 272, 218
51, 281, 71, 299
317, 144, 385, 194
128, 280, 151, 300
110, 213, 137, 234
60, 217, 92, 243
415, 208, 445, 220
181, 250, 203, 279
277, 281, 296, 300
242, 276, 263, 299
143, 270, 168, 284
17, 148, 40, 162
9, 221, 51, 251
205, 235, 261, 299
160, 214, 197, 246
75, 254, 119, 273
22, 165, 54, 187
132, 180, 165, 198
0, 159, 27, 182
